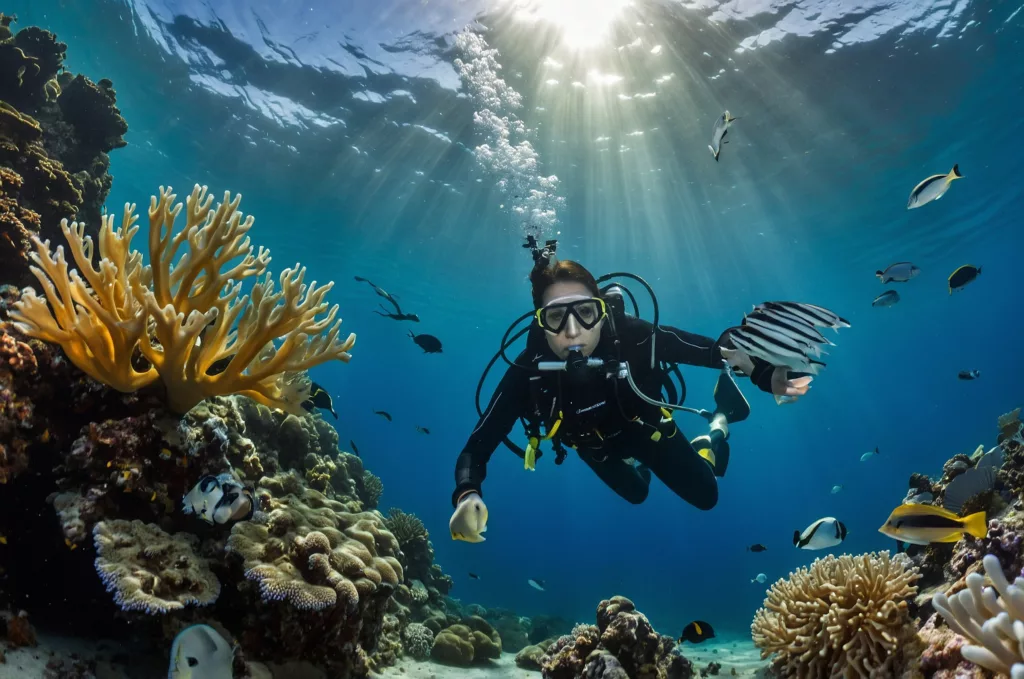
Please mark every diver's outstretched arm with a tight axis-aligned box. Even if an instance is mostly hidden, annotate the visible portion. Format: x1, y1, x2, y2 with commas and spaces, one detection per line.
452, 357, 530, 506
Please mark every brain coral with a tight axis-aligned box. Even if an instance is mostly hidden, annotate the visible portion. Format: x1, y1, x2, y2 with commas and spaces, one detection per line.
751, 551, 920, 678
92, 519, 220, 614
226, 476, 403, 612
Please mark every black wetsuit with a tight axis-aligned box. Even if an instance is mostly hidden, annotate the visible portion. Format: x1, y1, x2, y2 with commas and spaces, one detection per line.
452, 316, 776, 510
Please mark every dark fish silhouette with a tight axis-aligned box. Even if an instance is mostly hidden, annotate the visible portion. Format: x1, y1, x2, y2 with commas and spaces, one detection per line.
958, 370, 981, 381
349, 440, 360, 457
679, 621, 715, 644
355, 276, 420, 321
416, 426, 431, 435
747, 544, 767, 553
948, 265, 981, 294
468, 572, 480, 580
373, 410, 392, 422
872, 290, 900, 307
300, 382, 337, 420
409, 331, 442, 354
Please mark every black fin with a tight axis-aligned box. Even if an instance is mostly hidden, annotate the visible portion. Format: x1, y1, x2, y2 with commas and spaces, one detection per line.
793, 530, 801, 546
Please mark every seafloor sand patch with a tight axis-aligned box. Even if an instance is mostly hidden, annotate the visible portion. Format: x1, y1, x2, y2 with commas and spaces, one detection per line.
681, 637, 771, 677
0, 633, 160, 679
375, 641, 770, 679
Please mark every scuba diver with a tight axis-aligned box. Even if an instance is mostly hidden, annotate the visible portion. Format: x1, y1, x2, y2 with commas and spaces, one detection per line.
449, 237, 813, 543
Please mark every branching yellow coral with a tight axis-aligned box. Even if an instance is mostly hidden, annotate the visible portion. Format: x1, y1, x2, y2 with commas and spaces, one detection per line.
8, 185, 355, 414
751, 551, 920, 678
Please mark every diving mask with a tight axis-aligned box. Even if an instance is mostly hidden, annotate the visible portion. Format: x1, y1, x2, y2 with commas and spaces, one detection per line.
536, 297, 607, 334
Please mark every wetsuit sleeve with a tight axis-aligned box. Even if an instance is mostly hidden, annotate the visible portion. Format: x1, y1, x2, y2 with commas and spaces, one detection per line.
624, 316, 775, 394
452, 360, 530, 506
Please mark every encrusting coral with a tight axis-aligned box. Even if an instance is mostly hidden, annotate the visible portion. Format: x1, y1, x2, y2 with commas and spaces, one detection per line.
92, 519, 220, 614
8, 184, 356, 415
227, 479, 402, 611
751, 551, 920, 678
431, 616, 502, 666
933, 553, 1024, 677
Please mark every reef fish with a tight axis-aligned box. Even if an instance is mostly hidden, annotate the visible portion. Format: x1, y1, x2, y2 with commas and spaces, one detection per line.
831, 485, 843, 494
907, 164, 963, 209
528, 579, 546, 592
301, 382, 337, 420
168, 624, 233, 679
872, 290, 900, 307
409, 331, 443, 353
468, 572, 480, 580
724, 301, 849, 376
373, 410, 392, 421
349, 440, 360, 457
747, 543, 767, 552
876, 262, 920, 284
948, 265, 981, 294
751, 573, 767, 584
794, 517, 847, 550
878, 503, 987, 546
860, 446, 880, 462
679, 621, 715, 644
709, 111, 738, 161
958, 370, 981, 381
416, 426, 431, 435
182, 473, 254, 526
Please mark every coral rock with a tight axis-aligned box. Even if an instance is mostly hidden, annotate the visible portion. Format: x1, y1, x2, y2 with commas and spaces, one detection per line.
401, 622, 435, 660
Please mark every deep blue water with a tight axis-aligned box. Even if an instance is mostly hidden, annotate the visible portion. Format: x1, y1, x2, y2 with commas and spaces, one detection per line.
11, 0, 1024, 641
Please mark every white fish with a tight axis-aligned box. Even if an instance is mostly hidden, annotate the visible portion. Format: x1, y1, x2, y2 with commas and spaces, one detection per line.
168, 624, 233, 679
708, 110, 738, 161
183, 473, 254, 526
751, 573, 767, 584
907, 164, 963, 209
859, 446, 880, 462
831, 485, 843, 494
876, 262, 920, 284
528, 578, 546, 592
794, 517, 847, 550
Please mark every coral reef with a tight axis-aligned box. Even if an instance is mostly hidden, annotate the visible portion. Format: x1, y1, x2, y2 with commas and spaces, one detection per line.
0, 15, 127, 282
92, 519, 220, 614
369, 613, 403, 670
9, 184, 356, 415
362, 469, 383, 509
222, 475, 403, 674
517, 638, 558, 670
481, 607, 531, 652
949, 512, 1024, 587
751, 551, 920, 678
933, 553, 1024, 675
431, 617, 502, 666
541, 597, 692, 679
402, 622, 435, 660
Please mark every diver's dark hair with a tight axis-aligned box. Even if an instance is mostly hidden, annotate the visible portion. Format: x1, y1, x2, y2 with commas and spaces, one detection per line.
530, 260, 600, 309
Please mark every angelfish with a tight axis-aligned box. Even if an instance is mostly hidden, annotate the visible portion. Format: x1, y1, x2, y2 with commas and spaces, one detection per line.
907, 164, 963, 209
709, 110, 738, 161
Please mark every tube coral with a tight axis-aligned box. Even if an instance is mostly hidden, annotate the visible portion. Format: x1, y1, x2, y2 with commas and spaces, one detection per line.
8, 185, 355, 414
932, 553, 1024, 676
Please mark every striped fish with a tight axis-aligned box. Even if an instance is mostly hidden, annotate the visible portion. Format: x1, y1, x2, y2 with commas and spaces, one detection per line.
724, 300, 848, 374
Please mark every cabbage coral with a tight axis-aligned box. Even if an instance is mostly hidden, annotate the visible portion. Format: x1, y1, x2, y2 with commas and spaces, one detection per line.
7, 185, 355, 414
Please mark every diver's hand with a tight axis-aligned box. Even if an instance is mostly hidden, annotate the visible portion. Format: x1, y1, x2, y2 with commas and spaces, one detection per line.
771, 367, 812, 404
449, 492, 488, 543
720, 347, 756, 375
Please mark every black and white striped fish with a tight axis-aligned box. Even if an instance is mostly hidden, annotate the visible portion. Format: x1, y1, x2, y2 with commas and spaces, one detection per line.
725, 301, 849, 374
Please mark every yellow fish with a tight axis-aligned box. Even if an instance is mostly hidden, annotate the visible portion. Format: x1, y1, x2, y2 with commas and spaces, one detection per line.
878, 503, 986, 546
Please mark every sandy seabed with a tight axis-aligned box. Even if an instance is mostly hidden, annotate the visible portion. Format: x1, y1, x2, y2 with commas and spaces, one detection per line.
0, 635, 770, 678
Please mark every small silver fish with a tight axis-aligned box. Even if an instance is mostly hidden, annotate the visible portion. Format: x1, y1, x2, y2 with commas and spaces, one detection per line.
831, 485, 843, 494
751, 573, 767, 584
875, 262, 920, 284
860, 447, 880, 462
872, 290, 899, 307
907, 164, 963, 209
709, 110, 738, 161
527, 578, 546, 592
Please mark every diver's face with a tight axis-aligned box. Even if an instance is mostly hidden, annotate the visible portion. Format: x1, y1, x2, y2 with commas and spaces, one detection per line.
540, 282, 604, 359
